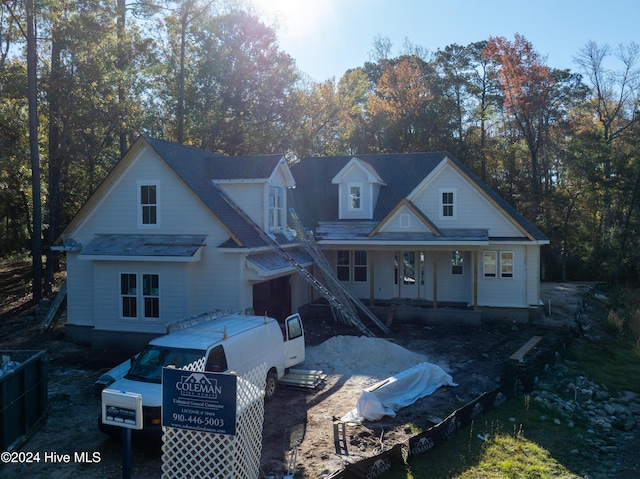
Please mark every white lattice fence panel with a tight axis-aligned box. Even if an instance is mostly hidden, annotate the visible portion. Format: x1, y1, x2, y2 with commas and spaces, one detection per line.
161, 363, 267, 479
183, 355, 206, 372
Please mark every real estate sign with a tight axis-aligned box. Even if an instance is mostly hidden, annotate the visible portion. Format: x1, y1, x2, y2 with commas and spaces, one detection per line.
162, 368, 237, 435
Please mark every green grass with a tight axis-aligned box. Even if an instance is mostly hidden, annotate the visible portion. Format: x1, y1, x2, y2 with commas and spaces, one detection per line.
386, 396, 589, 479
566, 335, 640, 394
382, 308, 640, 479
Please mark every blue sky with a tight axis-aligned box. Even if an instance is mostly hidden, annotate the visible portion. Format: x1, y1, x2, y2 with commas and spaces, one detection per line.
254, 0, 640, 82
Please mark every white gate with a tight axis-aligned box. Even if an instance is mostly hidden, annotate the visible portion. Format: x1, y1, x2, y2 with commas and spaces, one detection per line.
161, 363, 267, 479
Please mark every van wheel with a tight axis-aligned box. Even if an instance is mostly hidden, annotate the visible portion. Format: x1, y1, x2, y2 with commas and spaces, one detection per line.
265, 370, 278, 401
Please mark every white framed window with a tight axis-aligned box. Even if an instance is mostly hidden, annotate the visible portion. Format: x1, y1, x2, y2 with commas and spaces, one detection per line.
337, 250, 350, 281
142, 273, 160, 318
500, 251, 514, 278
337, 250, 368, 282
120, 273, 137, 318
439, 189, 456, 219
483, 251, 497, 278
121, 272, 160, 319
138, 181, 159, 227
451, 251, 464, 275
353, 250, 368, 282
399, 213, 410, 228
348, 184, 362, 210
268, 186, 285, 232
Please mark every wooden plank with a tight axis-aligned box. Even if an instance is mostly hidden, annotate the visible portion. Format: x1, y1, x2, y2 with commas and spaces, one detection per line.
509, 335, 543, 361
40, 281, 67, 331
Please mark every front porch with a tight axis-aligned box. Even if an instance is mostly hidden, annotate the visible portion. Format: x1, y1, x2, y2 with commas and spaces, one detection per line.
299, 297, 541, 332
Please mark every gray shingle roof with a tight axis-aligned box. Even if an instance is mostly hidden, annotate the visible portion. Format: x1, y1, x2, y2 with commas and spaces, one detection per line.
80, 234, 206, 257
144, 136, 284, 248
290, 152, 547, 242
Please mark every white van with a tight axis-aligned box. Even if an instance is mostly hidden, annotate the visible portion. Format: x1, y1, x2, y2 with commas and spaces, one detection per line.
96, 311, 305, 435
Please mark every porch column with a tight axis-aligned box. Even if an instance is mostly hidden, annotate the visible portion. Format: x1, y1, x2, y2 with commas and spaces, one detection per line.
369, 257, 375, 306
473, 251, 478, 310
432, 259, 438, 309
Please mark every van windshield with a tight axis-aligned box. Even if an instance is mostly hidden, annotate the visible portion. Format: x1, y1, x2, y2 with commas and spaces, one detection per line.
125, 345, 206, 383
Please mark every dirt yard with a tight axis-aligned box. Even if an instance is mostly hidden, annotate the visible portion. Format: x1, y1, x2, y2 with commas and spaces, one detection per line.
0, 260, 633, 478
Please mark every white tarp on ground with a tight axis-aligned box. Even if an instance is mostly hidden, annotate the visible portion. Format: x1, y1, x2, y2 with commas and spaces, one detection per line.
341, 361, 457, 424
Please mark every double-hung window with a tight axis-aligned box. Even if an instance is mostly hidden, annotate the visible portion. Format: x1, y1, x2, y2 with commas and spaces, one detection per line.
500, 251, 514, 278
121, 274, 137, 318
483, 251, 515, 279
349, 184, 362, 210
337, 250, 350, 281
353, 251, 368, 282
121, 273, 160, 319
483, 251, 497, 278
143, 274, 160, 317
138, 181, 159, 227
268, 187, 285, 232
337, 250, 368, 282
440, 189, 456, 219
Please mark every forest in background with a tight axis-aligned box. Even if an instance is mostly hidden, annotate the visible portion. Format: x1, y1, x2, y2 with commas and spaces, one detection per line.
1, 0, 639, 301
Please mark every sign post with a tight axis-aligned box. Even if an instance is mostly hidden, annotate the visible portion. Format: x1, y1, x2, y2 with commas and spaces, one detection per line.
162, 368, 238, 435
101, 389, 143, 479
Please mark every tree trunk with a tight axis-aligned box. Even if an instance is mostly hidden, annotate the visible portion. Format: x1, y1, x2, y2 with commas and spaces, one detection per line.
27, 0, 42, 303
45, 30, 62, 294
117, 0, 127, 156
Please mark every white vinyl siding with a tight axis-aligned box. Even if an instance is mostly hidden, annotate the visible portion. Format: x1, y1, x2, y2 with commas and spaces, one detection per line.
477, 246, 527, 307
67, 148, 251, 334
411, 165, 525, 237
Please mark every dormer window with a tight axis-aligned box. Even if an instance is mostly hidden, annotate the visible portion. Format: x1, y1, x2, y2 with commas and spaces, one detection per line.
138, 181, 159, 227
332, 158, 385, 219
268, 186, 285, 232
349, 184, 362, 210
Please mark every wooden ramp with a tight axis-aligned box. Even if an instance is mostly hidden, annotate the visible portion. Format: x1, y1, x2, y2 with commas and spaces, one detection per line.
509, 336, 543, 361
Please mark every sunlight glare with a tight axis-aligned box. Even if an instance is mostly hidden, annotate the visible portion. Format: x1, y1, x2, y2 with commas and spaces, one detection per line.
254, 0, 334, 41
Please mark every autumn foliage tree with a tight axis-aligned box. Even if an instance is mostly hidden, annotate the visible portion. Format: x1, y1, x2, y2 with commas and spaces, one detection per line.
483, 34, 556, 221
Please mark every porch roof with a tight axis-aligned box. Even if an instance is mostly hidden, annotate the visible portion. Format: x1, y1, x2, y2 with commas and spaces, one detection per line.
315, 222, 488, 244
246, 248, 314, 273
79, 234, 207, 257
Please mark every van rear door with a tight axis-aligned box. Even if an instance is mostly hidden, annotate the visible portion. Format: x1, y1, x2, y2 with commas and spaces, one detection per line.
283, 313, 305, 368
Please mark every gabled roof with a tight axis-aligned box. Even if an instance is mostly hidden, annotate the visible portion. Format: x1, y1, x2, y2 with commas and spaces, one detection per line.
331, 157, 386, 185
290, 152, 547, 242
56, 136, 289, 249
369, 198, 442, 236
144, 137, 286, 248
